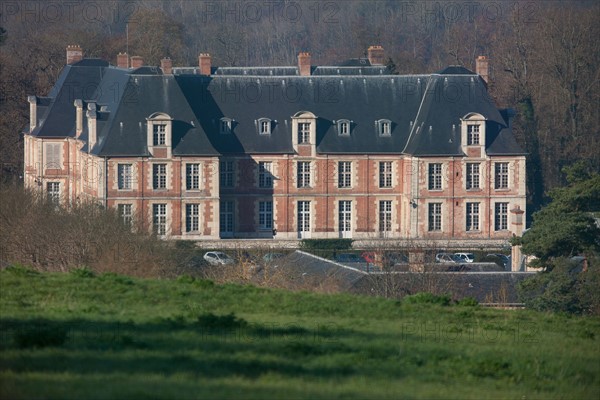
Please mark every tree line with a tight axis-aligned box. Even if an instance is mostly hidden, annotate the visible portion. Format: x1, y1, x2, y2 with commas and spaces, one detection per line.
1, 0, 598, 214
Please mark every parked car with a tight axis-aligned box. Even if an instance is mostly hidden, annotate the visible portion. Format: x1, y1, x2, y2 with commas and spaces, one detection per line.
436, 253, 460, 263
203, 251, 235, 266
485, 253, 511, 269
454, 253, 475, 263
335, 253, 364, 263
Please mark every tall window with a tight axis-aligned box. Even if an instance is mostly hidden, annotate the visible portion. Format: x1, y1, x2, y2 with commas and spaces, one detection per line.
428, 163, 442, 190
258, 162, 273, 188
153, 204, 167, 235
259, 119, 271, 135
45, 143, 61, 169
495, 202, 508, 231
466, 202, 480, 231
379, 161, 392, 188
153, 164, 167, 190
338, 161, 352, 188
118, 204, 133, 226
379, 200, 392, 232
338, 200, 352, 234
338, 120, 350, 136
378, 119, 391, 136
220, 161, 234, 188
118, 164, 132, 190
47, 182, 60, 205
467, 124, 480, 145
259, 201, 273, 229
186, 163, 200, 190
298, 122, 310, 143
186, 203, 200, 232
298, 201, 310, 233
297, 161, 311, 188
153, 124, 166, 145
466, 163, 480, 190
495, 162, 509, 189
428, 203, 442, 231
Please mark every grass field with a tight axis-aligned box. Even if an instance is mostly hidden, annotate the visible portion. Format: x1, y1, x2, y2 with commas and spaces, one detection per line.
1, 266, 599, 399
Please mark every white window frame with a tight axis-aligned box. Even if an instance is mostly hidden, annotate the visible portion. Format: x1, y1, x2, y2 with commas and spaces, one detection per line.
428, 163, 443, 190
298, 200, 311, 236
153, 124, 166, 146
337, 119, 350, 136
298, 122, 311, 143
44, 143, 62, 170
338, 161, 352, 188
338, 200, 352, 236
297, 161, 311, 188
258, 118, 271, 135
379, 200, 392, 232
153, 163, 167, 190
186, 203, 200, 232
186, 163, 201, 191
495, 202, 509, 231
377, 119, 392, 136
118, 204, 133, 226
428, 202, 442, 231
466, 163, 480, 190
258, 161, 273, 188
153, 203, 167, 236
495, 162, 509, 190
466, 202, 480, 231
379, 161, 392, 188
467, 124, 480, 145
118, 164, 132, 190
220, 160, 234, 188
47, 182, 60, 205
258, 200, 273, 229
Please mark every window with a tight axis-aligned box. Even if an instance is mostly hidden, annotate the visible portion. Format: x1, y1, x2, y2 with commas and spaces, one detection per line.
377, 119, 391, 136
379, 200, 392, 232
186, 163, 200, 190
428, 163, 442, 190
466, 202, 480, 231
428, 203, 442, 231
467, 124, 480, 145
220, 161, 234, 188
258, 162, 273, 188
297, 161, 311, 188
220, 201, 234, 235
338, 161, 352, 188
153, 124, 166, 145
495, 162, 509, 189
118, 204, 133, 226
338, 201, 352, 234
186, 203, 200, 232
298, 122, 310, 144
118, 164, 132, 190
220, 118, 232, 134
153, 164, 167, 190
45, 143, 61, 169
337, 120, 350, 136
47, 182, 60, 205
298, 201, 310, 233
259, 201, 273, 229
466, 163, 480, 190
153, 203, 167, 235
258, 118, 271, 135
495, 202, 508, 231
379, 161, 392, 188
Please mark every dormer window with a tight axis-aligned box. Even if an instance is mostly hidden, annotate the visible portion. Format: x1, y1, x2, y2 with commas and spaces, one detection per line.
258, 118, 271, 135
376, 119, 392, 136
467, 124, 480, 145
153, 124, 166, 145
220, 118, 233, 134
298, 122, 311, 143
337, 119, 351, 136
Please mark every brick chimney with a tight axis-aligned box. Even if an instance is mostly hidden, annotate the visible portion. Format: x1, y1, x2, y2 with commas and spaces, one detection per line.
66, 45, 83, 65
298, 52, 311, 76
117, 52, 129, 68
476, 56, 489, 83
367, 45, 384, 65
161, 58, 173, 74
198, 53, 211, 75
130, 56, 144, 69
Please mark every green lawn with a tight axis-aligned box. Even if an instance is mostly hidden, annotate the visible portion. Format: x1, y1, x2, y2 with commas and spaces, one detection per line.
1, 267, 599, 399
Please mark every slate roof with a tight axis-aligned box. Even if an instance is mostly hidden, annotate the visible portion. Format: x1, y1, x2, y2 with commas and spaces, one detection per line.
26, 58, 525, 157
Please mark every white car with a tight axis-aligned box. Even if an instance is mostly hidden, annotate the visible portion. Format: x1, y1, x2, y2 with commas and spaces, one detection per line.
454, 253, 475, 263
203, 251, 235, 266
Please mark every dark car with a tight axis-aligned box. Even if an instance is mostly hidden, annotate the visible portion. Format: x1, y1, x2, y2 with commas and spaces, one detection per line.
484, 253, 511, 269
335, 253, 364, 263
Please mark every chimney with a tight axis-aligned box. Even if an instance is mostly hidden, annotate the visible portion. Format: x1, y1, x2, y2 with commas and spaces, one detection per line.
297, 52, 311, 76
161, 57, 173, 75
117, 52, 129, 68
86, 103, 97, 151
367, 45, 385, 65
198, 53, 211, 75
66, 45, 83, 65
476, 56, 489, 84
74, 99, 83, 138
130, 56, 144, 69
27, 96, 37, 132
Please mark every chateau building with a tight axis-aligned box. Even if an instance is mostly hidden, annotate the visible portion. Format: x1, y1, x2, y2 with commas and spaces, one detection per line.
24, 45, 526, 243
